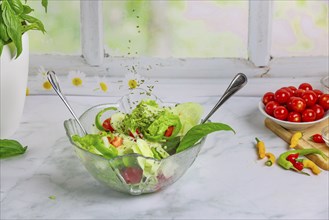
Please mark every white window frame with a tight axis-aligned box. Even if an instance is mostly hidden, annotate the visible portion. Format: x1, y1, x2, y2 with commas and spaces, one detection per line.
80, 0, 103, 66
29, 0, 328, 95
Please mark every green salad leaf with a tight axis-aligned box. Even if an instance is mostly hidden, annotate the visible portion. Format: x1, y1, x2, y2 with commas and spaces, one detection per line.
123, 99, 163, 132
0, 139, 28, 159
176, 122, 235, 153
72, 134, 118, 159
144, 111, 182, 141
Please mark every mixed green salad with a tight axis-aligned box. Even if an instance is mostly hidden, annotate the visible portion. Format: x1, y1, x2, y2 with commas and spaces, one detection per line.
72, 99, 234, 161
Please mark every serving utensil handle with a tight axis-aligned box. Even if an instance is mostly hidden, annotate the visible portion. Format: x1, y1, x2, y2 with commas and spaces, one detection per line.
47, 71, 88, 135
202, 73, 248, 123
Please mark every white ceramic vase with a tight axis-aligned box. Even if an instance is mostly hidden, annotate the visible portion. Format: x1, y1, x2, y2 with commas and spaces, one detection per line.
0, 33, 29, 138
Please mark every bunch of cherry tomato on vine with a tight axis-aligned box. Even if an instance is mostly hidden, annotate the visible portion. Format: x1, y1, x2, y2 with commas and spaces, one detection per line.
262, 83, 329, 122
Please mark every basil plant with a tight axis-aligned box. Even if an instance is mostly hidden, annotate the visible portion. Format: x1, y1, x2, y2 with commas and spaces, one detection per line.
0, 0, 48, 58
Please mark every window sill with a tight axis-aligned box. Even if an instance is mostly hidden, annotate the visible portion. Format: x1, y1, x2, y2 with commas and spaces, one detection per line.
28, 55, 328, 97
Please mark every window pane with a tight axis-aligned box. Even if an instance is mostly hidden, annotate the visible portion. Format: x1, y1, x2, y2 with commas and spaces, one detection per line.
272, 0, 328, 57
103, 0, 248, 58
28, 1, 80, 54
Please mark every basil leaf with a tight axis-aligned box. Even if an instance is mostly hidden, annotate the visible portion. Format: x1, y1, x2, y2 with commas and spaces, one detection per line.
0, 0, 48, 58
2, 0, 23, 58
0, 15, 10, 42
20, 14, 45, 32
0, 139, 28, 159
162, 136, 181, 155
0, 39, 4, 55
8, 0, 24, 15
41, 0, 48, 13
176, 122, 235, 153
22, 5, 33, 14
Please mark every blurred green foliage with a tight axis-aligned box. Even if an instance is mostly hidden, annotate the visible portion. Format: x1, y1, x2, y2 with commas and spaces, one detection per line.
273, 0, 328, 56
28, 0, 327, 58
28, 0, 80, 54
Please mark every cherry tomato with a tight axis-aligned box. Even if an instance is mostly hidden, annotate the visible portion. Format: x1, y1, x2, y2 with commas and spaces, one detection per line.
288, 86, 297, 94
265, 101, 280, 116
313, 89, 323, 99
286, 98, 293, 111
317, 94, 329, 111
274, 88, 291, 104
302, 90, 317, 107
273, 106, 289, 120
301, 109, 316, 122
102, 118, 115, 132
261, 84, 326, 123
298, 83, 313, 91
281, 87, 294, 97
286, 153, 299, 163
294, 89, 305, 98
262, 92, 275, 105
288, 97, 306, 113
293, 161, 304, 171
311, 104, 325, 120
310, 134, 325, 143
287, 112, 302, 122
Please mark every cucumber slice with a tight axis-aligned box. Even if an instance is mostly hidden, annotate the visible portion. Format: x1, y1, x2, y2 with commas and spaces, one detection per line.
110, 112, 126, 131
135, 139, 154, 158
154, 145, 170, 159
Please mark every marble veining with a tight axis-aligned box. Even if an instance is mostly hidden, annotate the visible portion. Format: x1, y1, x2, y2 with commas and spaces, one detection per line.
1, 95, 328, 220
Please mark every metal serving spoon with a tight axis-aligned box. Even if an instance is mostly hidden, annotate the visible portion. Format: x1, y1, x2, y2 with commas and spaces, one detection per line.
47, 71, 88, 135
202, 73, 248, 123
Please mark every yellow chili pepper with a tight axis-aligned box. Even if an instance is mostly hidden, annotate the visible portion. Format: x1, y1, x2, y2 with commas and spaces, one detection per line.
265, 152, 276, 166
255, 137, 266, 159
302, 159, 321, 175
289, 131, 303, 148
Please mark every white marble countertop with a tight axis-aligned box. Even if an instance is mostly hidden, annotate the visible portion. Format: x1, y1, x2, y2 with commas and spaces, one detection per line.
1, 93, 328, 219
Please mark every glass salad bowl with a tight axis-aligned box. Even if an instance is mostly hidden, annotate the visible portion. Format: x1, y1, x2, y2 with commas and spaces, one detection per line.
64, 91, 206, 195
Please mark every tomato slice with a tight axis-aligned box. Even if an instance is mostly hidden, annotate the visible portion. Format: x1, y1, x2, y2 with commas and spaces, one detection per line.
164, 126, 174, 137
135, 128, 144, 139
109, 136, 123, 147
128, 129, 143, 140
120, 167, 143, 184
102, 118, 115, 132
128, 130, 135, 138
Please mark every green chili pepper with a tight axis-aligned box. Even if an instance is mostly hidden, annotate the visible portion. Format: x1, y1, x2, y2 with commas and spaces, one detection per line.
95, 107, 118, 131
0, 139, 28, 159
278, 148, 328, 174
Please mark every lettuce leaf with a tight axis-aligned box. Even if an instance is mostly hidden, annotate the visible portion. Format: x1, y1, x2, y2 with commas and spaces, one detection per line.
72, 134, 118, 159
